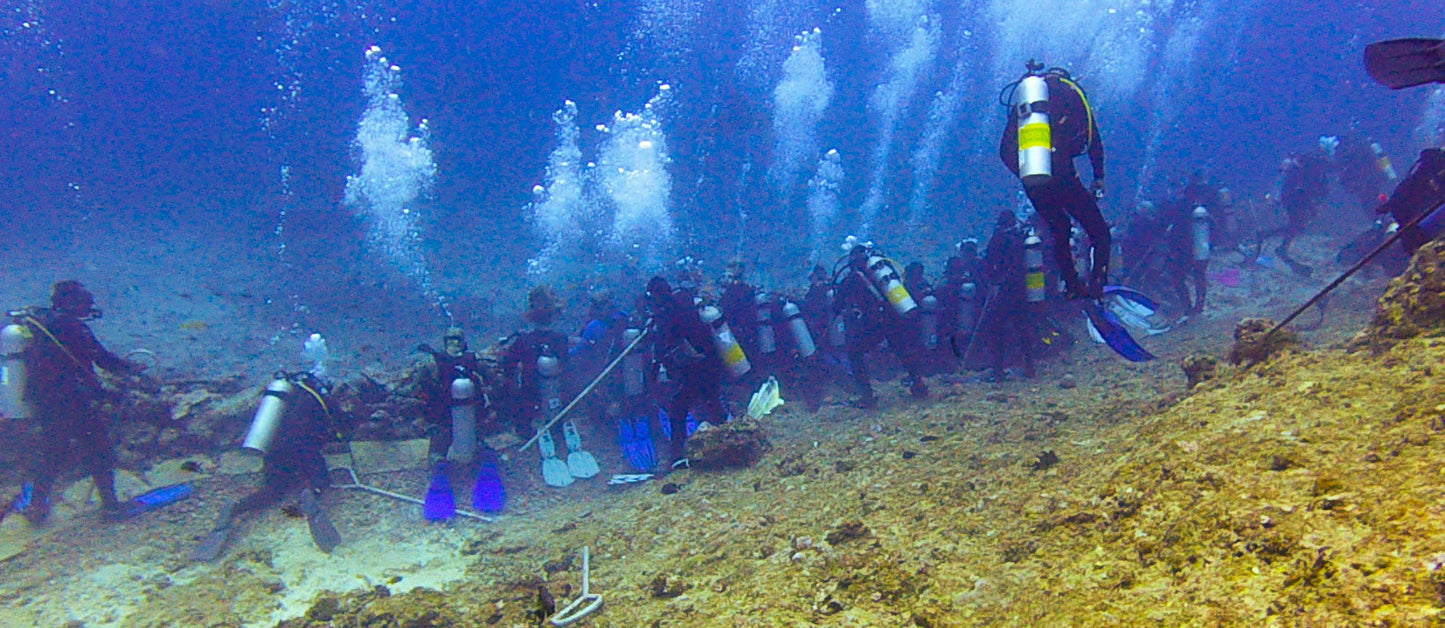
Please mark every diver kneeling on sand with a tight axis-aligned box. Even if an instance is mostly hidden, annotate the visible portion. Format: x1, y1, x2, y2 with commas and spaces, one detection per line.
194, 370, 349, 562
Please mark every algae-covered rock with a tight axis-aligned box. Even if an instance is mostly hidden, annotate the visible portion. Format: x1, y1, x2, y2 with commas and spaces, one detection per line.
1228, 317, 1301, 365
685, 418, 771, 470
1180, 354, 1218, 389
1359, 238, 1445, 345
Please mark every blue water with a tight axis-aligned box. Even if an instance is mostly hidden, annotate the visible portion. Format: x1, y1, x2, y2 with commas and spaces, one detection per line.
1, 0, 1441, 362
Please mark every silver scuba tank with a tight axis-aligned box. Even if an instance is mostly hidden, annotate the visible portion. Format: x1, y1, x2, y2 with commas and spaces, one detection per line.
449, 376, 479, 464
243, 378, 294, 454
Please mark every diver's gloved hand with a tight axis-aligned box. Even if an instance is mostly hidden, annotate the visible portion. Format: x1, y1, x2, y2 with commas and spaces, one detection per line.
1091, 177, 1106, 200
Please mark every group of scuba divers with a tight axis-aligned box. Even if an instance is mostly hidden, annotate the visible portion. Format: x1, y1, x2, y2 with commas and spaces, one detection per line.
3, 46, 1445, 561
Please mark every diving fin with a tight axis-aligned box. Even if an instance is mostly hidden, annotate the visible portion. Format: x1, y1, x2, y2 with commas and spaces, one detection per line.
746, 376, 785, 419
1103, 285, 1160, 312
193, 524, 233, 563
0, 482, 33, 526
538, 431, 574, 488
423, 462, 456, 521
634, 415, 657, 472
110, 482, 194, 520
472, 449, 506, 514
1365, 38, 1445, 90
1082, 301, 1157, 363
300, 489, 341, 554
618, 416, 654, 472
563, 421, 600, 479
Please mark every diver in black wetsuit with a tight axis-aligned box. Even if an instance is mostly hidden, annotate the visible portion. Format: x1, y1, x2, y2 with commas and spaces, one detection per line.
415, 326, 494, 478
497, 287, 570, 439
194, 371, 343, 562
999, 64, 1110, 300
1263, 150, 1331, 276
832, 241, 929, 408
977, 211, 1037, 380
13, 280, 145, 524
644, 276, 728, 469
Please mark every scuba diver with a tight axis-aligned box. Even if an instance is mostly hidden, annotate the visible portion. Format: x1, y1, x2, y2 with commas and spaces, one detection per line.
937, 243, 982, 372
499, 286, 596, 488
8, 281, 145, 524
417, 327, 493, 469
998, 61, 1110, 300
1261, 146, 1331, 277
644, 276, 730, 471
903, 261, 946, 373
195, 370, 346, 561
832, 237, 930, 408
415, 326, 505, 516
976, 211, 1037, 380
717, 258, 767, 375
1365, 38, 1445, 258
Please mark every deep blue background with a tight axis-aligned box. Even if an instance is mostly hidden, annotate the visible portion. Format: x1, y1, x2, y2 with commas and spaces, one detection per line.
1, 0, 1441, 285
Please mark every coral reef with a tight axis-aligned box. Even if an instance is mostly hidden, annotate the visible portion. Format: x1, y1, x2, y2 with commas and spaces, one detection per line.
684, 418, 771, 470
1360, 238, 1445, 346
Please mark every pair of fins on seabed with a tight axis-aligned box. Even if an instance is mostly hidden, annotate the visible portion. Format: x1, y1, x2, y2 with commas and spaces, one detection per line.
423, 450, 507, 521
1083, 286, 1160, 363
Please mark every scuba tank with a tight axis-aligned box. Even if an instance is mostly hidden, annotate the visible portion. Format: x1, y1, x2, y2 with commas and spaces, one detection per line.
754, 293, 777, 356
782, 301, 817, 358
956, 282, 977, 334
537, 354, 563, 416
919, 295, 940, 349
243, 377, 295, 454
698, 305, 751, 378
866, 253, 917, 315
0, 321, 33, 419
621, 327, 646, 398
1016, 73, 1052, 187
448, 376, 480, 464
1191, 206, 1212, 261
1024, 234, 1046, 303
1372, 142, 1399, 182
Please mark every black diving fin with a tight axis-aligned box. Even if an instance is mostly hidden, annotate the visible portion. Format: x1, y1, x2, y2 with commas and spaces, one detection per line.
1083, 300, 1156, 363
1365, 38, 1445, 90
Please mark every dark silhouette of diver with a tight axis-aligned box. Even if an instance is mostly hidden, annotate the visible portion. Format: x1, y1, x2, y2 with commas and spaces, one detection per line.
195, 371, 344, 562
999, 63, 1110, 300
13, 280, 145, 524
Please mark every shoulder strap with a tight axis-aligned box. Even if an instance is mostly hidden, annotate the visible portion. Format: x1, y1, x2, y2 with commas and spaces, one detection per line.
23, 313, 86, 368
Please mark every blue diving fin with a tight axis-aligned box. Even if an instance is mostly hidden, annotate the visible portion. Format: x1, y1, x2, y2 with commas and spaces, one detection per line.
423, 462, 456, 521
634, 415, 657, 472
472, 449, 506, 514
1083, 300, 1157, 363
125, 482, 193, 518
1103, 285, 1161, 312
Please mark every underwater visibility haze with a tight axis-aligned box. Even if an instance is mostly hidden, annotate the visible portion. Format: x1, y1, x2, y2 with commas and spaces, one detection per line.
2, 0, 1445, 625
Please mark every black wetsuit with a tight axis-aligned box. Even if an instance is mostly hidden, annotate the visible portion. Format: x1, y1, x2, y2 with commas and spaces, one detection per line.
422, 350, 490, 462
498, 327, 570, 435
1160, 198, 1209, 316
1266, 152, 1330, 275
999, 72, 1109, 297
647, 285, 727, 462
1380, 148, 1445, 255
196, 373, 338, 561
19, 307, 136, 514
979, 224, 1036, 378
833, 254, 929, 405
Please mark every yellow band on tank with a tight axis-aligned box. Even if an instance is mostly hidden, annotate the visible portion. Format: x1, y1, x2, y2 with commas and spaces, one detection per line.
886, 284, 910, 306
1019, 122, 1051, 151
723, 344, 746, 366
1025, 272, 1046, 290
